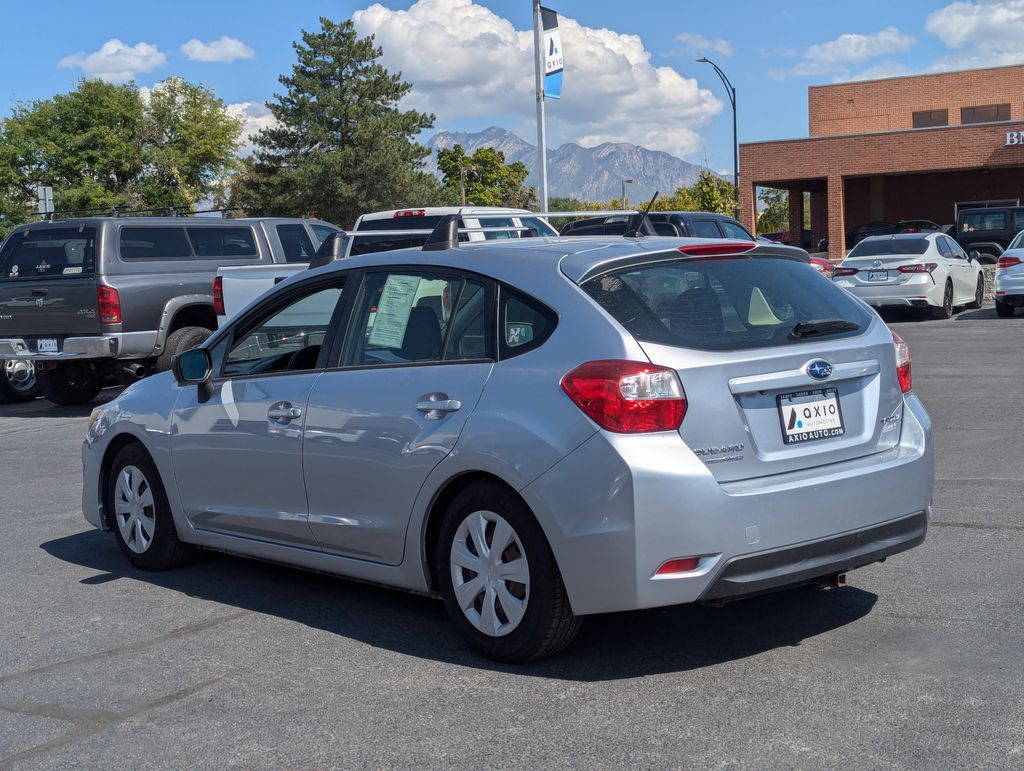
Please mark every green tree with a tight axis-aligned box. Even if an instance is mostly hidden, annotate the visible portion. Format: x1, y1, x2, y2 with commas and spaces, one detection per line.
756, 187, 788, 234
232, 18, 441, 227
437, 144, 532, 207
691, 170, 735, 215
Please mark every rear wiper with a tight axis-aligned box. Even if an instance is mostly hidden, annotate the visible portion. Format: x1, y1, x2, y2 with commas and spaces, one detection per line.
788, 319, 860, 339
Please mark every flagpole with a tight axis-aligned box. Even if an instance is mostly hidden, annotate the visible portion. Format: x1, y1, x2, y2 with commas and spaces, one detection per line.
532, 0, 548, 211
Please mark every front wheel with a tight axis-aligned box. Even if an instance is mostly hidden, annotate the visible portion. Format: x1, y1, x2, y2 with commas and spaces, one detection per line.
36, 362, 103, 406
931, 281, 954, 319
995, 298, 1015, 317
106, 443, 194, 570
0, 360, 38, 403
436, 481, 581, 663
967, 272, 985, 310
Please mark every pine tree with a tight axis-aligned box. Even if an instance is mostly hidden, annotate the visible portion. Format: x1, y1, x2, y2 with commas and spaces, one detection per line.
233, 18, 441, 227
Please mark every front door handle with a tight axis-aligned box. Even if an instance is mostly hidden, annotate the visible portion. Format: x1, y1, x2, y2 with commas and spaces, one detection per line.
416, 393, 462, 418
267, 402, 302, 423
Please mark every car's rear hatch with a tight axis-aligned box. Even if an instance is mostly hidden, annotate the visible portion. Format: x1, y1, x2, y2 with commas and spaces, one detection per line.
579, 249, 902, 483
838, 237, 935, 289
0, 225, 102, 340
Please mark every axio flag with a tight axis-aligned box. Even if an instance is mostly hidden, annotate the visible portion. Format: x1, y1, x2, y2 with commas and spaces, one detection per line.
541, 6, 563, 99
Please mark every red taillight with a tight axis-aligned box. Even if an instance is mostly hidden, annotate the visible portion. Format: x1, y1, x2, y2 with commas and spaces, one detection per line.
213, 276, 224, 315
898, 263, 938, 274
96, 285, 121, 324
655, 557, 701, 575
677, 242, 756, 257
893, 331, 911, 394
560, 360, 686, 433
394, 209, 426, 218
833, 267, 859, 277
997, 256, 1021, 269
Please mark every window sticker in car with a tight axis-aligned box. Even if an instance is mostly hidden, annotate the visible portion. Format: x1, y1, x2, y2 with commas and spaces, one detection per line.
367, 275, 421, 348
505, 322, 534, 347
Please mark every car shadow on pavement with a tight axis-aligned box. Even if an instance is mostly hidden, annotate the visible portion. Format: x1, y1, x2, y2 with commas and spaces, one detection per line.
42, 530, 878, 681
877, 306, 1002, 324
0, 387, 122, 419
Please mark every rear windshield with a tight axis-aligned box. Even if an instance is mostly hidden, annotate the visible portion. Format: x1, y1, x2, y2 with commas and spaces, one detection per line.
351, 215, 444, 256
582, 256, 872, 351
0, 227, 97, 280
848, 238, 929, 257
961, 211, 1006, 232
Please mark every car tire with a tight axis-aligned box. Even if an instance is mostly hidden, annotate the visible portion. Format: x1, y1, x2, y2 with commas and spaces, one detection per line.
435, 481, 581, 663
106, 443, 194, 570
995, 298, 1015, 318
931, 280, 954, 319
36, 362, 103, 406
157, 326, 213, 373
0, 360, 38, 403
967, 272, 985, 310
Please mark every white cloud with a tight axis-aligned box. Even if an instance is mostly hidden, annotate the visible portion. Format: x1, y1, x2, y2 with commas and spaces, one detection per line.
225, 102, 277, 153
926, 0, 1024, 69
675, 32, 733, 57
784, 27, 914, 78
181, 36, 255, 63
835, 61, 913, 83
58, 39, 166, 83
353, 0, 721, 157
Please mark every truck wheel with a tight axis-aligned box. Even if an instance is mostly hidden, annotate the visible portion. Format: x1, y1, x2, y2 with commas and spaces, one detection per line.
0, 360, 38, 403
36, 362, 103, 406
156, 326, 212, 373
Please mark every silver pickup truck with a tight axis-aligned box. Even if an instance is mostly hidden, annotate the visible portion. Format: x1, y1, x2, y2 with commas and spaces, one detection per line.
0, 216, 338, 405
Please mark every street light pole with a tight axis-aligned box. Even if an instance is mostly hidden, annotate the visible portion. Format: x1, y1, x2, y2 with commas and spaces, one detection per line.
697, 57, 738, 217
621, 177, 635, 209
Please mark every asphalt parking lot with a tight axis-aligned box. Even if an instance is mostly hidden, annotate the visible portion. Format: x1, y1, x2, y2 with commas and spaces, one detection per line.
1, 306, 1021, 769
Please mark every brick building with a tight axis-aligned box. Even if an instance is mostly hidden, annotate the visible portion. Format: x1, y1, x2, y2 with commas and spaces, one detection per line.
739, 64, 1024, 260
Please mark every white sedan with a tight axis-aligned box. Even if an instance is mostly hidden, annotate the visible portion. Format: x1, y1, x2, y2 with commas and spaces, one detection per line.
832, 232, 985, 319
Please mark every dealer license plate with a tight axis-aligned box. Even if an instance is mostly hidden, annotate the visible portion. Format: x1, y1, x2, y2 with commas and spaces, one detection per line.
37, 338, 58, 353
777, 388, 845, 445
867, 270, 888, 282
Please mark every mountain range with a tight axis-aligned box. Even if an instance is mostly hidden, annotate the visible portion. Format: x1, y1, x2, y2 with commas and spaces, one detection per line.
424, 126, 714, 203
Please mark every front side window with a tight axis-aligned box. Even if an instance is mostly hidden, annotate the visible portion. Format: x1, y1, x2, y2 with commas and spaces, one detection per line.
187, 226, 258, 258
119, 227, 192, 260
691, 220, 723, 238
276, 224, 317, 263
345, 271, 492, 366
0, 227, 97, 280
582, 255, 872, 351
224, 283, 344, 377
720, 220, 753, 240
311, 223, 339, 244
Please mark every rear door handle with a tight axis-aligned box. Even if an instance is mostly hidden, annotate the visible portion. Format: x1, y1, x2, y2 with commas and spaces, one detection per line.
416, 394, 462, 418
267, 403, 302, 423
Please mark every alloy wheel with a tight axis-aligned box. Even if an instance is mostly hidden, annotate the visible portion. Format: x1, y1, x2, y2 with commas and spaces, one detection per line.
113, 465, 156, 554
4, 360, 36, 396
449, 510, 530, 637
944, 283, 953, 315
976, 275, 985, 306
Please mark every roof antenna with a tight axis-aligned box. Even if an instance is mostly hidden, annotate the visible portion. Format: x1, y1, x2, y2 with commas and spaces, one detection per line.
423, 214, 460, 251
624, 192, 659, 238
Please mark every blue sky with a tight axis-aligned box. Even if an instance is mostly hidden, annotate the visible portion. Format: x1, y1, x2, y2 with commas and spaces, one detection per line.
2, 0, 1020, 174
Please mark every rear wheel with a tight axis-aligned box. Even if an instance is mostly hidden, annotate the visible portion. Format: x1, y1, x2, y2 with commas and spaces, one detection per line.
156, 326, 213, 373
36, 362, 103, 406
967, 272, 985, 310
931, 280, 954, 319
995, 298, 1015, 318
0, 360, 38, 403
106, 443, 194, 570
436, 481, 581, 663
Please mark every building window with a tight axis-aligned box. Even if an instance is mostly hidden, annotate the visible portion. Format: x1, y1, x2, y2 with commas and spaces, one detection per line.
961, 104, 1010, 124
912, 109, 948, 128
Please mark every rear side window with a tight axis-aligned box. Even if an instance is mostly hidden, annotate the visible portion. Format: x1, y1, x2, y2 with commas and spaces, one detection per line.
119, 227, 192, 260
848, 238, 929, 257
276, 224, 317, 263
961, 211, 1006, 233
0, 227, 97, 280
936, 237, 954, 258
187, 226, 257, 258
691, 220, 723, 238
582, 256, 872, 351
499, 287, 557, 358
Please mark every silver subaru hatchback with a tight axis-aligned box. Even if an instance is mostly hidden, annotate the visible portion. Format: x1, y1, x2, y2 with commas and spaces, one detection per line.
82, 235, 933, 662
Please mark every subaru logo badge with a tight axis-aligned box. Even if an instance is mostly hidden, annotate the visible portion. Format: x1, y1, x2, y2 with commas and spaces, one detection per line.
806, 360, 833, 380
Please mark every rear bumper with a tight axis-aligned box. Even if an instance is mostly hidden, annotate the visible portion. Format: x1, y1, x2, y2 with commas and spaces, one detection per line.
0, 331, 157, 361
699, 509, 927, 601
834, 277, 943, 308
994, 274, 1024, 302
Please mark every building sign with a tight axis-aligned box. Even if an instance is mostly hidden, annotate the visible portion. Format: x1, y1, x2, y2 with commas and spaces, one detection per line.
1006, 131, 1024, 146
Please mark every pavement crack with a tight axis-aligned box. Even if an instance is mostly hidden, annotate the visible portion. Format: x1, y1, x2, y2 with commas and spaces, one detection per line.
0, 610, 250, 686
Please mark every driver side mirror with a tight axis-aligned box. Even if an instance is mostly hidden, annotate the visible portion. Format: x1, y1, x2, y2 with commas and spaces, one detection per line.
968, 249, 980, 260
308, 232, 348, 270
173, 348, 214, 402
